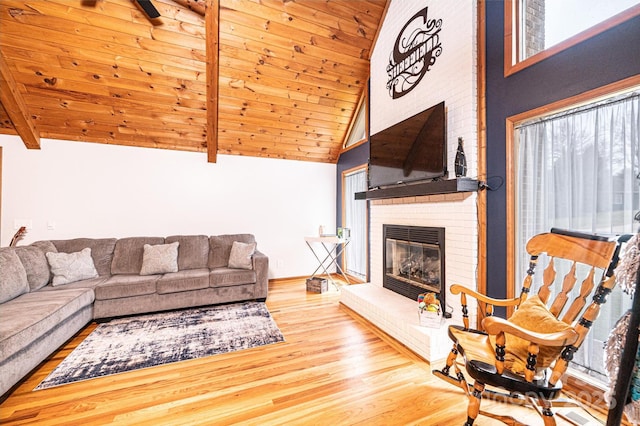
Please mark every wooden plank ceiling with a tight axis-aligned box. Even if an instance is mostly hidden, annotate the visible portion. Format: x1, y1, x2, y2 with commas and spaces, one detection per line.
0, 0, 387, 163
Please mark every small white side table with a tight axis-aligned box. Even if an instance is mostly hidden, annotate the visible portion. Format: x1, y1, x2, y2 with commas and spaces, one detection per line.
304, 236, 351, 287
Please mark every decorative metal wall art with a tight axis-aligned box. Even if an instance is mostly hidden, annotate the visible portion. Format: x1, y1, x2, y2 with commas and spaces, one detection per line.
386, 7, 443, 99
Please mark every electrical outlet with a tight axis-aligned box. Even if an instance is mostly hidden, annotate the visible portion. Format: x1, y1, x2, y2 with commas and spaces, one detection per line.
47, 221, 56, 231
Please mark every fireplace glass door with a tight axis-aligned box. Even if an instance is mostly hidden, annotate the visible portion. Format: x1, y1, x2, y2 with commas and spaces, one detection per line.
382, 224, 445, 304
385, 238, 441, 293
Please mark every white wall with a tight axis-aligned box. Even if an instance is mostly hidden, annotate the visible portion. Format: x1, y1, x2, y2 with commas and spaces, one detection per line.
0, 136, 336, 279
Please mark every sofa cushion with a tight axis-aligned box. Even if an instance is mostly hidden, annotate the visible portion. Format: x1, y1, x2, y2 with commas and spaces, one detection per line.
228, 241, 256, 270
38, 276, 109, 292
46, 248, 99, 286
31, 240, 57, 255
140, 242, 179, 275
14, 245, 50, 291
208, 234, 256, 268
166, 235, 209, 270
51, 238, 117, 277
95, 275, 159, 300
0, 287, 94, 361
30, 241, 57, 286
111, 237, 164, 275
210, 268, 257, 288
0, 249, 29, 304
157, 268, 209, 294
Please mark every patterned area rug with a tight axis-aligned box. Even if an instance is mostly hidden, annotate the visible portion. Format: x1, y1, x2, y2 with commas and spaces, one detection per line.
35, 301, 284, 390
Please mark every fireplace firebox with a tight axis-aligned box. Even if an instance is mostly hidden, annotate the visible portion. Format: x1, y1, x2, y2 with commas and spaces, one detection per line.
383, 225, 445, 309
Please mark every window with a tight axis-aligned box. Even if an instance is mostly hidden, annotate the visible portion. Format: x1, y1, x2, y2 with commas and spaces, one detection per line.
343, 91, 368, 149
513, 89, 640, 382
505, 0, 640, 76
342, 167, 368, 281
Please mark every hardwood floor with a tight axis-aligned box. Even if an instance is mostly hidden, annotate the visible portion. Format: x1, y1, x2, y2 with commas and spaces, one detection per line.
1, 278, 605, 425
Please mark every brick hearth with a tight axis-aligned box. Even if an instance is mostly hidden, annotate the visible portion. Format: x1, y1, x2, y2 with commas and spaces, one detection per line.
340, 283, 451, 362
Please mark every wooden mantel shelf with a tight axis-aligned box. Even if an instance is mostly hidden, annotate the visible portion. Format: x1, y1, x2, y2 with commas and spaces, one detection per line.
355, 177, 480, 200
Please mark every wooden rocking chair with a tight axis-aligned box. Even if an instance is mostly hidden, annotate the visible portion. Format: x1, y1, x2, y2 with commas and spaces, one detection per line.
433, 228, 627, 426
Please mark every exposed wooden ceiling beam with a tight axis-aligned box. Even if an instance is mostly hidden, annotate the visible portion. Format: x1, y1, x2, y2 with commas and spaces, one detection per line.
0, 49, 40, 149
206, 0, 219, 163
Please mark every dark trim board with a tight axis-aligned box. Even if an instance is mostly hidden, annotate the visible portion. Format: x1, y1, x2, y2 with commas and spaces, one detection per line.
355, 177, 480, 200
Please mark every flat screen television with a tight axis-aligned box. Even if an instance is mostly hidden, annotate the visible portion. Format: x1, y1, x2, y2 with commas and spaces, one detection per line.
368, 101, 446, 189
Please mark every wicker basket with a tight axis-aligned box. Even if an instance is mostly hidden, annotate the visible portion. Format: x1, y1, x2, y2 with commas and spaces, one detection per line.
306, 277, 328, 293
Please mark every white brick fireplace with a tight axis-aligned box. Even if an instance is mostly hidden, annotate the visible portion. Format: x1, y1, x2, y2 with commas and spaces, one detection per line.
340, 193, 478, 362
339, 0, 480, 363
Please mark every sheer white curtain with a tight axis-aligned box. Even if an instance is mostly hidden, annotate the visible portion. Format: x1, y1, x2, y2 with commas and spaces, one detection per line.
344, 169, 368, 280
516, 91, 639, 381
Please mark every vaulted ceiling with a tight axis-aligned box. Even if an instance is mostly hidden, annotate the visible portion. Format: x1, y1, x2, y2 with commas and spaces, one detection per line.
0, 0, 387, 163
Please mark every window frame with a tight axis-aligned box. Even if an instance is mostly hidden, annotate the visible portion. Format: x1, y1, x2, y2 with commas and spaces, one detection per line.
505, 75, 640, 402
341, 87, 369, 153
341, 164, 369, 282
505, 75, 640, 313
504, 0, 640, 77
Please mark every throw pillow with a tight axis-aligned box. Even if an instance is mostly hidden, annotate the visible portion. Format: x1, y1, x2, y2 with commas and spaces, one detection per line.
140, 242, 179, 275
228, 241, 256, 270
15, 246, 51, 291
46, 248, 99, 286
0, 249, 30, 303
500, 295, 573, 374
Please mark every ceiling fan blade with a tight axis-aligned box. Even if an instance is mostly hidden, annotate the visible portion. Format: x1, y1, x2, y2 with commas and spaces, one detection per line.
135, 0, 161, 19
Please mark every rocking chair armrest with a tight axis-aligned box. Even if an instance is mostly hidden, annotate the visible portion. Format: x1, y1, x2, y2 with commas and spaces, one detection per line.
482, 316, 579, 347
450, 284, 521, 307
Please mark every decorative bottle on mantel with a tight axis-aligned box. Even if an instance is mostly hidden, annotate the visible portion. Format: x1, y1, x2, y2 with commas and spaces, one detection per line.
454, 137, 467, 177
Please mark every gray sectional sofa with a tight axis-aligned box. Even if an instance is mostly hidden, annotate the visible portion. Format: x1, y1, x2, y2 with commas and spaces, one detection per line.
0, 233, 268, 397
